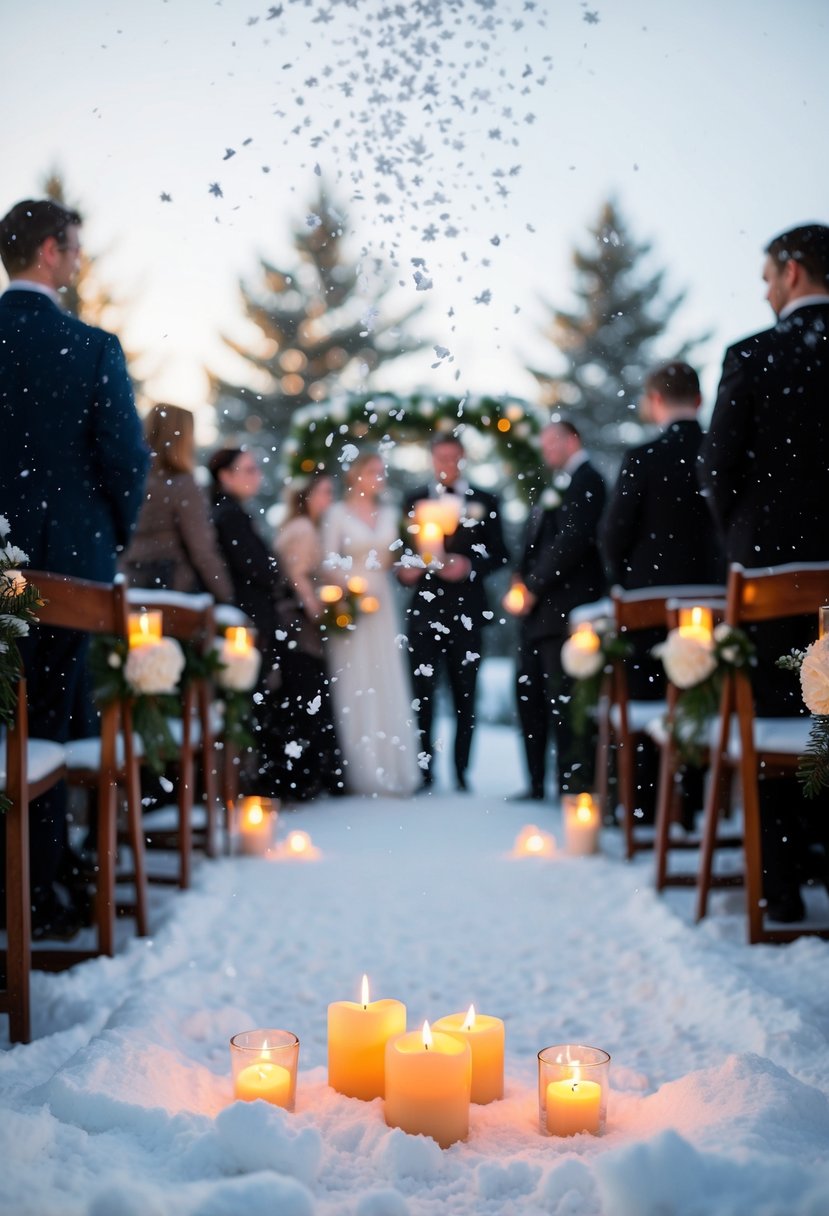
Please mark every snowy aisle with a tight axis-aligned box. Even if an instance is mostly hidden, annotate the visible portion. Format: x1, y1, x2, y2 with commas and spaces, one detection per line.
2, 725, 829, 1216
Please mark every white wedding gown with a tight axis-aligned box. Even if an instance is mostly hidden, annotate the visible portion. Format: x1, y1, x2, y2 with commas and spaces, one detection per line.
321, 502, 420, 797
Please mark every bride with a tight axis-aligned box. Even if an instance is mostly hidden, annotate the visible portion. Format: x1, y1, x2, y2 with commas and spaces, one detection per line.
321, 451, 420, 797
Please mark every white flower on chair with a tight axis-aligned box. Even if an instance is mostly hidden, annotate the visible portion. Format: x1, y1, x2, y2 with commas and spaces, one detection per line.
561, 635, 605, 680
800, 636, 829, 715
653, 631, 717, 689
216, 639, 262, 692
124, 638, 185, 695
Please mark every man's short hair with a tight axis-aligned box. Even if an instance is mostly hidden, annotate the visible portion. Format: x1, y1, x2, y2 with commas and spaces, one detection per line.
644, 361, 700, 404
765, 224, 829, 289
429, 431, 464, 452
547, 414, 582, 443
0, 199, 82, 275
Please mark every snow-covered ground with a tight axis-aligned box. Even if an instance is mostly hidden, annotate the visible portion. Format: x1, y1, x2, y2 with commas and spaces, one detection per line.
2, 719, 829, 1216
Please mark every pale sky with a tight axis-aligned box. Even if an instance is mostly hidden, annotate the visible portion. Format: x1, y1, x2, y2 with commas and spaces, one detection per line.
3, 0, 828, 428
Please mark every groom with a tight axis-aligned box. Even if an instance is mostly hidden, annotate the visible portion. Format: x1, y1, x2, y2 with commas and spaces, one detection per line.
398, 432, 509, 791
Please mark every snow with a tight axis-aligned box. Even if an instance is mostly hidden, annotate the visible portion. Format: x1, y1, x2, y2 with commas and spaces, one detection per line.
3, 718, 829, 1215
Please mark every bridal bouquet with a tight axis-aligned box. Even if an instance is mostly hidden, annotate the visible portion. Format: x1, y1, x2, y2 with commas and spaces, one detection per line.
319, 578, 379, 634
654, 623, 754, 762
560, 620, 632, 736
777, 639, 829, 796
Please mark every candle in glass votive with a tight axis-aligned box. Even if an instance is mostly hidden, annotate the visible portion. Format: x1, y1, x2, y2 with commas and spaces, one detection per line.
230, 1029, 299, 1110
570, 621, 601, 654
677, 605, 713, 644
384, 1020, 471, 1148
432, 1005, 504, 1104
235, 796, 276, 856
819, 605, 829, 640
328, 974, 407, 1100
128, 609, 163, 649
563, 793, 600, 856
226, 625, 254, 655
538, 1045, 610, 1137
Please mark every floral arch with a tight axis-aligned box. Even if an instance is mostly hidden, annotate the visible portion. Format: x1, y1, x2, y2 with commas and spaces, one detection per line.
282, 392, 548, 499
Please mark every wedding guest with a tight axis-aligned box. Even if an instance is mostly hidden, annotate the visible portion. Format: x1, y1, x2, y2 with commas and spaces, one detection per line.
399, 432, 509, 792
511, 418, 606, 801
209, 448, 292, 792
123, 404, 233, 601
0, 198, 148, 939
274, 471, 345, 799
600, 362, 725, 825
698, 223, 829, 923
322, 451, 420, 797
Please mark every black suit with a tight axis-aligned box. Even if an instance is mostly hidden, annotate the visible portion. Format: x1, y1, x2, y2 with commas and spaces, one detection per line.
603, 420, 724, 593
517, 459, 606, 796
402, 483, 509, 785
699, 301, 829, 900
602, 420, 724, 822
0, 287, 148, 900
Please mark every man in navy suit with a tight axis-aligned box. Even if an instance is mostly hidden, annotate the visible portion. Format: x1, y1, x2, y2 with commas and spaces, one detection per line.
512, 418, 606, 800
399, 433, 509, 791
699, 223, 829, 922
0, 198, 148, 936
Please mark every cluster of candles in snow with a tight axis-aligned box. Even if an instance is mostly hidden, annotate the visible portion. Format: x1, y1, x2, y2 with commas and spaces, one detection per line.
230, 978, 610, 1147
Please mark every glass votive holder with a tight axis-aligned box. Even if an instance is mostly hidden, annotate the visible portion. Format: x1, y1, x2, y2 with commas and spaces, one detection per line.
538, 1044, 610, 1137
230, 1029, 299, 1110
819, 605, 829, 640
562, 793, 601, 856
231, 796, 278, 857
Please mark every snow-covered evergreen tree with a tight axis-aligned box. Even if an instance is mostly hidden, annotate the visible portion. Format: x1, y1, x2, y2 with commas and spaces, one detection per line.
211, 186, 424, 453
528, 199, 708, 457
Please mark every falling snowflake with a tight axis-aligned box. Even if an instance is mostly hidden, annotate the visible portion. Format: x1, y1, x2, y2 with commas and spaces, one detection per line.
208, 182, 223, 198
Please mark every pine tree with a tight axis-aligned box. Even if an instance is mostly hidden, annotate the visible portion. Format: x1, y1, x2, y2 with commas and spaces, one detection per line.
528, 198, 709, 458
42, 170, 148, 403
211, 185, 425, 454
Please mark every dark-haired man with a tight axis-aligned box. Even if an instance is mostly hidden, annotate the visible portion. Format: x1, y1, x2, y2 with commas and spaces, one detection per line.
0, 198, 147, 937
699, 223, 829, 922
512, 418, 606, 800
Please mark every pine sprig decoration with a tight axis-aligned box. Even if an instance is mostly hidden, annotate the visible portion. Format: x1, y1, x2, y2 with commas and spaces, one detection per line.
0, 516, 42, 812
797, 715, 829, 798
776, 643, 829, 798
562, 626, 633, 737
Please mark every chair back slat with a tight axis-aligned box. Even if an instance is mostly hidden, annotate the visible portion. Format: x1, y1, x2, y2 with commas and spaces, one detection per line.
727, 561, 829, 625
29, 571, 129, 637
125, 588, 215, 646
613, 584, 726, 633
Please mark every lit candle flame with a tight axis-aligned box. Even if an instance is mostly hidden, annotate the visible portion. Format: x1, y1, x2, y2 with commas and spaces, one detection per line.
361, 974, 370, 1009
246, 801, 264, 826
227, 626, 252, 654
526, 832, 545, 853
575, 793, 595, 824
463, 1004, 476, 1031
288, 830, 309, 854
422, 1020, 433, 1050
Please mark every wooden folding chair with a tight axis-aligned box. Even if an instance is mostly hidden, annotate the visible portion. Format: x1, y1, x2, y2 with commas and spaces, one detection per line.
0, 679, 66, 1042
695, 561, 829, 943
27, 571, 149, 962
126, 589, 220, 887
601, 584, 724, 860
651, 597, 739, 893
